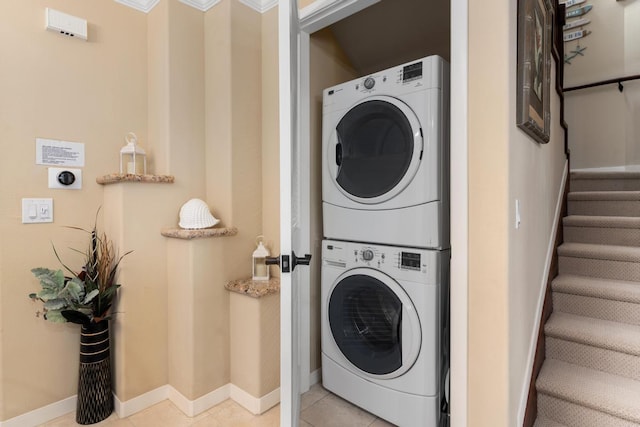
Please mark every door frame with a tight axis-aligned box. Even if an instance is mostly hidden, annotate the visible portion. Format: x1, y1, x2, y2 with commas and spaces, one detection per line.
296, 1, 469, 426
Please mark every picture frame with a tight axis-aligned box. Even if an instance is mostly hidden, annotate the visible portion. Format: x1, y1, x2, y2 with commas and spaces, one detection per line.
517, 0, 552, 144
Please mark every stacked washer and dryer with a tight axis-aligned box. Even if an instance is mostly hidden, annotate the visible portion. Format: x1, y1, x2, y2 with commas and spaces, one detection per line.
320, 56, 450, 427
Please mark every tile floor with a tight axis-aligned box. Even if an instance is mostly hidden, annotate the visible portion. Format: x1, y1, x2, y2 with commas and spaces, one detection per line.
39, 383, 396, 427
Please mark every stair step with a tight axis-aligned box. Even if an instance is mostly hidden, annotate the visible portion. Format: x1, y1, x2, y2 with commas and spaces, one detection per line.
546, 337, 640, 382
533, 416, 569, 427
552, 274, 640, 325
536, 359, 640, 425
571, 171, 640, 192
558, 243, 640, 281
568, 191, 640, 217
563, 215, 640, 247
545, 312, 640, 357
537, 394, 640, 427
553, 275, 640, 304
545, 312, 640, 381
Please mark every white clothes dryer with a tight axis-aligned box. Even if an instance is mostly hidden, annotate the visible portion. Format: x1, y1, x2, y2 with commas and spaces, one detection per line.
322, 56, 450, 249
321, 239, 449, 427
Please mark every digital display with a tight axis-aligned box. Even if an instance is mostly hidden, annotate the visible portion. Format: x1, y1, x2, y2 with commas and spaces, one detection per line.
401, 252, 421, 270
402, 62, 423, 82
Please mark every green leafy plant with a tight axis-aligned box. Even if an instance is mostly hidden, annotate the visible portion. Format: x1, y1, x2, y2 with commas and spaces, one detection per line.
29, 210, 131, 325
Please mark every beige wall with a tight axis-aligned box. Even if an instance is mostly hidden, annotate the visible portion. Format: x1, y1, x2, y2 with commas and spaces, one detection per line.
230, 292, 280, 397
564, 0, 640, 169
308, 29, 358, 372
262, 7, 281, 265
468, 1, 510, 423
468, 0, 566, 425
112, 0, 213, 402
299, 0, 316, 9
0, 0, 278, 421
223, 0, 271, 398
508, 38, 567, 427
0, 0, 148, 420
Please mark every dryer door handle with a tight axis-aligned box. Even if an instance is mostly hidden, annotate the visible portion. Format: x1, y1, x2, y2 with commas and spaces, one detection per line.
336, 143, 343, 166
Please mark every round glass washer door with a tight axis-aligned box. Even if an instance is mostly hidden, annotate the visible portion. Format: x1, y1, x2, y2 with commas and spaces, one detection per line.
327, 96, 423, 205
327, 268, 421, 379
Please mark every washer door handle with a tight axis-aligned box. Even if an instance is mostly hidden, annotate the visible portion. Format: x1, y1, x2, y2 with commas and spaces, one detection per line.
336, 142, 343, 166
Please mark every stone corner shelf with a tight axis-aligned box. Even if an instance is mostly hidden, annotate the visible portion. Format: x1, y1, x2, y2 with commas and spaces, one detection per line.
225, 277, 280, 298
161, 227, 238, 240
96, 174, 175, 185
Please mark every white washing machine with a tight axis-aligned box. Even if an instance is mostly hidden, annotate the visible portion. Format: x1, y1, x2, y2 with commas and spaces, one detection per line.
321, 239, 449, 426
322, 56, 450, 249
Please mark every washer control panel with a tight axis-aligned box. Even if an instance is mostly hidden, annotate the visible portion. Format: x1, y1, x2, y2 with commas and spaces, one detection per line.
322, 239, 444, 284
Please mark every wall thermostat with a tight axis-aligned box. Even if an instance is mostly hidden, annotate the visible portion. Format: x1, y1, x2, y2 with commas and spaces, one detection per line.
48, 167, 82, 190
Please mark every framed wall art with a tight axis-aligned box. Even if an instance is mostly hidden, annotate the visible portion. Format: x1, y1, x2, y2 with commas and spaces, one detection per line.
517, 0, 552, 144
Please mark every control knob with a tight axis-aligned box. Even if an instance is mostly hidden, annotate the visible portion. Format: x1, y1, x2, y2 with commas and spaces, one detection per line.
362, 249, 374, 261
363, 77, 375, 90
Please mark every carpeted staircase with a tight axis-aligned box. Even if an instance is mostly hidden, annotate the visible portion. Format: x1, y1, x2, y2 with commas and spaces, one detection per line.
534, 171, 640, 427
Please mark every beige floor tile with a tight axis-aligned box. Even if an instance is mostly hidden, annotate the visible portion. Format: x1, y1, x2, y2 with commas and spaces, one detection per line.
205, 399, 257, 425
300, 383, 330, 411
38, 387, 382, 427
40, 411, 76, 427
370, 417, 397, 426
246, 404, 280, 427
190, 414, 225, 427
106, 419, 136, 427
300, 393, 376, 427
195, 400, 280, 427
128, 400, 206, 427
42, 411, 120, 427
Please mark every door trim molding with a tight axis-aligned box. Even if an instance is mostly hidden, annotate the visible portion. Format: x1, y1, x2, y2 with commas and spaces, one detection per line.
299, 0, 380, 33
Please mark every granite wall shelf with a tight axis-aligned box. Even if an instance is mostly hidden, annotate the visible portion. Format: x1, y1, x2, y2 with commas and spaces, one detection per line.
225, 277, 280, 298
97, 174, 175, 185
161, 227, 238, 240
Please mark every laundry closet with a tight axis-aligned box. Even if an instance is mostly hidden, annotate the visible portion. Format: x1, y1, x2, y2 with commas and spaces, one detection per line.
304, 1, 451, 425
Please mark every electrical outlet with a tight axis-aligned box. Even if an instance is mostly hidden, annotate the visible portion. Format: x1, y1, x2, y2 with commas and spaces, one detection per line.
22, 198, 53, 224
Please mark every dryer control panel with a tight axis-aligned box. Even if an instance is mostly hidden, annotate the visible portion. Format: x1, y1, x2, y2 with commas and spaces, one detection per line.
322, 55, 447, 113
322, 239, 447, 285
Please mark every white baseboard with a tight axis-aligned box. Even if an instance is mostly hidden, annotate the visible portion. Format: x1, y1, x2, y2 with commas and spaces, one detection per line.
168, 384, 230, 417
114, 385, 169, 418
0, 395, 76, 427
309, 368, 321, 386
2, 379, 290, 425
229, 384, 280, 415
114, 383, 231, 419
517, 160, 568, 425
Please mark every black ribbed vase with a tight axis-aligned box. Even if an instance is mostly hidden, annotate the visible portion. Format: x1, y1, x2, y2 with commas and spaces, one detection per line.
76, 320, 113, 425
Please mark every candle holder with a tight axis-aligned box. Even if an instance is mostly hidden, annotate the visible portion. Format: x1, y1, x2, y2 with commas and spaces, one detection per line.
119, 132, 147, 175
252, 236, 270, 281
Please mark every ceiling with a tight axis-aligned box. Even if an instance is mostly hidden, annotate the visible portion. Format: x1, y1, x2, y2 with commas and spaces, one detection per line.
328, 0, 451, 76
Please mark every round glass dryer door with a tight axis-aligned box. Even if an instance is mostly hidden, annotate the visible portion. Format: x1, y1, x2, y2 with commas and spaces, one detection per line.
328, 268, 421, 378
328, 96, 423, 204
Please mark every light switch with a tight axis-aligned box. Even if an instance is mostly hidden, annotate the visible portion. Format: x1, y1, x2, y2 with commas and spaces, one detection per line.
39, 204, 50, 218
22, 198, 53, 224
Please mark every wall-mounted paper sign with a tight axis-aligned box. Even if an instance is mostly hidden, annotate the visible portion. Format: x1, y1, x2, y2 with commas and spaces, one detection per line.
36, 138, 85, 167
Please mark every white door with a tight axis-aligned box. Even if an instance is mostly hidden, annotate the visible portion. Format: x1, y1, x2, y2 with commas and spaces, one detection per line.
278, 0, 310, 426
